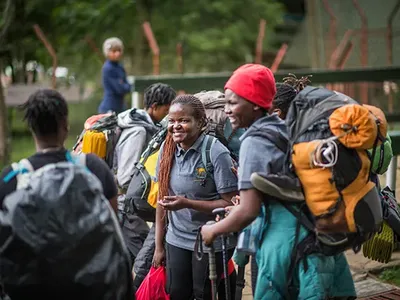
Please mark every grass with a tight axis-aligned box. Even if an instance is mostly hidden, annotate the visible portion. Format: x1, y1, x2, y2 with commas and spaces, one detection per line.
378, 267, 400, 287
4, 93, 102, 168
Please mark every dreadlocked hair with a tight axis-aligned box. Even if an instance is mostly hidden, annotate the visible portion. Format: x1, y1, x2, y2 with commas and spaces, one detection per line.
20, 89, 68, 137
272, 74, 312, 119
158, 95, 207, 201
282, 73, 312, 92
272, 83, 298, 117
144, 83, 177, 109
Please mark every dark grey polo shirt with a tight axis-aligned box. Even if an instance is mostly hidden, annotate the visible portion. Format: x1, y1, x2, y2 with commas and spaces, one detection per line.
156, 134, 238, 251
238, 114, 288, 190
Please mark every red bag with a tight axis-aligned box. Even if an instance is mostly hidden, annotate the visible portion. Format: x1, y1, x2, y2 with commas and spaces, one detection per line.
136, 267, 170, 300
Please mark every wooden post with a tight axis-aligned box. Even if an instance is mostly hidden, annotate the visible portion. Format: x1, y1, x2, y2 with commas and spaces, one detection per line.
142, 22, 160, 75
176, 43, 184, 74
386, 0, 400, 112
255, 19, 266, 64
270, 43, 288, 73
33, 24, 58, 89
84, 35, 104, 63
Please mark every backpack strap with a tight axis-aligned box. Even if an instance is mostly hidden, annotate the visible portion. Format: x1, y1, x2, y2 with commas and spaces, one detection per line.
66, 151, 87, 168
3, 158, 34, 184
246, 128, 288, 154
77, 153, 87, 166
200, 135, 217, 185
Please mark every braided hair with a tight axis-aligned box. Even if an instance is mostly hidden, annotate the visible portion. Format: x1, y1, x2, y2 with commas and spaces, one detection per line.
158, 95, 207, 201
20, 89, 68, 137
144, 83, 176, 109
272, 74, 312, 119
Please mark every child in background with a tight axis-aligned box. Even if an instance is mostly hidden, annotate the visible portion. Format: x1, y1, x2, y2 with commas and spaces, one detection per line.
98, 37, 131, 114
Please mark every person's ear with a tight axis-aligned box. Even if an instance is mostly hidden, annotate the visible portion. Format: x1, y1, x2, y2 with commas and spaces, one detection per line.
253, 105, 261, 111
150, 103, 157, 112
273, 109, 282, 117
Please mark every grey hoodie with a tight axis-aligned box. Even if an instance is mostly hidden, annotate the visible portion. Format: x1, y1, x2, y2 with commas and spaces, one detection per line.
113, 108, 160, 188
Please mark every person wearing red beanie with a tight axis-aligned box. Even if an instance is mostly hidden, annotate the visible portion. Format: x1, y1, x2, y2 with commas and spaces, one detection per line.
223, 64, 276, 129
201, 66, 356, 299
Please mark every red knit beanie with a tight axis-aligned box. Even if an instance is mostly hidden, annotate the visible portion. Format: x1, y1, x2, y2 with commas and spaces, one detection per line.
224, 64, 276, 110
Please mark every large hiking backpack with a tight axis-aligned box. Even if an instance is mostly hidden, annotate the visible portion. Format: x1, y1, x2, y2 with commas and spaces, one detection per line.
123, 118, 168, 223
72, 113, 121, 168
248, 92, 388, 298
285, 86, 383, 236
194, 91, 240, 159
251, 88, 387, 252
0, 153, 133, 299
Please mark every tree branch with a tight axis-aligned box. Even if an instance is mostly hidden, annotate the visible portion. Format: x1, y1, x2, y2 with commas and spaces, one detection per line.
0, 0, 15, 43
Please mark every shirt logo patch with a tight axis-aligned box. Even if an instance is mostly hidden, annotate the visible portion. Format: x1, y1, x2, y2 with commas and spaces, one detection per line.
196, 167, 207, 178
196, 167, 207, 179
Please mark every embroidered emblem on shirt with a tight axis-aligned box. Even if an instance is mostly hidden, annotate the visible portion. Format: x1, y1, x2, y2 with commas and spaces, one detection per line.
196, 167, 207, 178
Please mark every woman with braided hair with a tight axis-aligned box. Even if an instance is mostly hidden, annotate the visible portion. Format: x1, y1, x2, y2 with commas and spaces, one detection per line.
152, 95, 238, 300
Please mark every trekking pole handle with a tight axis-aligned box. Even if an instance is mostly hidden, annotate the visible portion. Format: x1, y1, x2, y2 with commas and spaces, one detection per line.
212, 207, 226, 220
205, 220, 218, 282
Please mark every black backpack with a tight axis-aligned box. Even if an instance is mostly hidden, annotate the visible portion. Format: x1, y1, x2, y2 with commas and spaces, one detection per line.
124, 129, 220, 223
0, 153, 133, 299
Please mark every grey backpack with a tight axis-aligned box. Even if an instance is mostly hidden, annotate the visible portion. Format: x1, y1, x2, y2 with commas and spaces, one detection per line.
0, 152, 133, 300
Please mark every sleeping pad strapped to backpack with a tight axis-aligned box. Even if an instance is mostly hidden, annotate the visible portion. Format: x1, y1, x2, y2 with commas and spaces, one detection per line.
0, 153, 133, 299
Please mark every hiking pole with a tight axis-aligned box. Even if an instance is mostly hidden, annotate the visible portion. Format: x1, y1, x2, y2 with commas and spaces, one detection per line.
213, 207, 231, 300
208, 221, 218, 300
195, 221, 218, 300
235, 264, 246, 300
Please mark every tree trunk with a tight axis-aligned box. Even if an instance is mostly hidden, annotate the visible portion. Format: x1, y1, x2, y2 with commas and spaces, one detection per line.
0, 59, 10, 167
0, 0, 15, 168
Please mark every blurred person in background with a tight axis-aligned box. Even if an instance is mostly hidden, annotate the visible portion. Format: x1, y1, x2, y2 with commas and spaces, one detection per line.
98, 37, 131, 114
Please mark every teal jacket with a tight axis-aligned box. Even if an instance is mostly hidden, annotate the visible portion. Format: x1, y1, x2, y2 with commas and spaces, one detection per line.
254, 201, 356, 299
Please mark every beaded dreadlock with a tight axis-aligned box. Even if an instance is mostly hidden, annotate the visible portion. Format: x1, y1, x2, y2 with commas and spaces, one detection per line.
272, 73, 312, 119
144, 83, 176, 109
20, 89, 68, 137
283, 73, 312, 91
158, 95, 207, 201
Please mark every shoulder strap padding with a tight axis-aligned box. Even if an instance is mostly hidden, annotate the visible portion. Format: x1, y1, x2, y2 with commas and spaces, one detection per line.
19, 159, 34, 172
247, 128, 288, 153
201, 135, 217, 176
9, 158, 34, 186
77, 153, 87, 166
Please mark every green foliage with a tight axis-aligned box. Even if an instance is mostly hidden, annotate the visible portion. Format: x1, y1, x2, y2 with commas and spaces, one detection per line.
2, 0, 285, 78
379, 267, 400, 287
3, 93, 101, 170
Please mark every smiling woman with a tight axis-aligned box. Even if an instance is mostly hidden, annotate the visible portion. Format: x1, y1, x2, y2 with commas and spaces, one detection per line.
153, 94, 238, 300
167, 95, 207, 150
